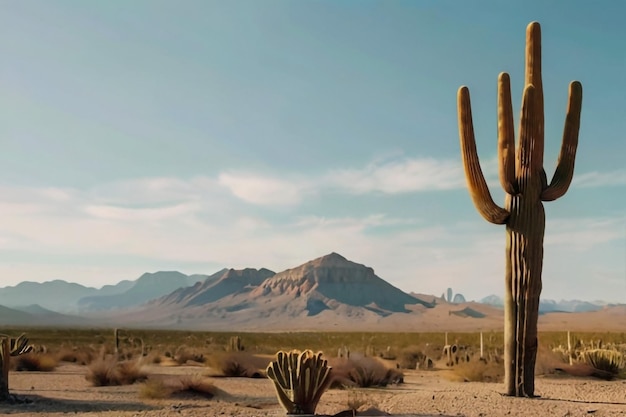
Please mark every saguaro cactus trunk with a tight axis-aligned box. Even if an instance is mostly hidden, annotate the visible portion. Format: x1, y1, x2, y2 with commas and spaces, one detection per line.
457, 22, 582, 397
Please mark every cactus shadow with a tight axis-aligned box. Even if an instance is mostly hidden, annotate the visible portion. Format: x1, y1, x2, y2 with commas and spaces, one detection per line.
0, 394, 159, 413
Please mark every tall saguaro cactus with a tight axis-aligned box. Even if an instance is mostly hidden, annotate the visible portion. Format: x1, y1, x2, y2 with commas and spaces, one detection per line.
457, 22, 582, 397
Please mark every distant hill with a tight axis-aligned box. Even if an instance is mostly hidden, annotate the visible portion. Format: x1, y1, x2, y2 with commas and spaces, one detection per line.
479, 294, 605, 313
77, 271, 200, 311
0, 304, 90, 326
0, 280, 102, 313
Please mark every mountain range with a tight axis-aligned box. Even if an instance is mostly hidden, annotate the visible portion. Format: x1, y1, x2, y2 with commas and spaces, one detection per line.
0, 252, 622, 332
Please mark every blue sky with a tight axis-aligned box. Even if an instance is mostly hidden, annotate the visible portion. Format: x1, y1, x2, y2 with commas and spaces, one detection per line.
1, 1, 624, 302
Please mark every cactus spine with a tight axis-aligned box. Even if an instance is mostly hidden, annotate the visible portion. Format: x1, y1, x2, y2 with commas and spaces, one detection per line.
457, 22, 582, 397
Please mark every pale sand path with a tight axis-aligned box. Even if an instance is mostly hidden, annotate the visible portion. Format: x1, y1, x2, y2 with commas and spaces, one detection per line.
1, 363, 625, 416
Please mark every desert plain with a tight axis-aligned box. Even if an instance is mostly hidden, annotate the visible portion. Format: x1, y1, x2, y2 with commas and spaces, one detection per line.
2, 359, 626, 417
1, 305, 625, 417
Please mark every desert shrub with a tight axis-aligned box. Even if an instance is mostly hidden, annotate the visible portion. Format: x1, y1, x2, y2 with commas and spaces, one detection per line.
345, 388, 379, 412
330, 356, 403, 388
397, 346, 426, 369
449, 358, 503, 383
581, 349, 625, 376
139, 375, 218, 399
174, 346, 205, 365
176, 375, 218, 398
85, 356, 147, 386
56, 346, 96, 365
11, 352, 58, 372
535, 344, 569, 376
139, 378, 172, 399
205, 352, 269, 378
143, 350, 163, 365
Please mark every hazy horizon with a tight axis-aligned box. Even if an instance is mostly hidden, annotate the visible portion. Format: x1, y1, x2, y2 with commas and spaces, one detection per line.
1, 1, 624, 303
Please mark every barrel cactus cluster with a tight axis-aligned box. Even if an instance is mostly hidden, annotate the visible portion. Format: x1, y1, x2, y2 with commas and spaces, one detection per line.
266, 349, 332, 415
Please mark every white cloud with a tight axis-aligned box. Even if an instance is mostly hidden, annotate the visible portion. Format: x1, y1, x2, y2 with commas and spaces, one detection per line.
327, 157, 466, 194
0, 158, 624, 302
217, 172, 306, 206
545, 217, 625, 251
84, 202, 202, 221
573, 169, 626, 188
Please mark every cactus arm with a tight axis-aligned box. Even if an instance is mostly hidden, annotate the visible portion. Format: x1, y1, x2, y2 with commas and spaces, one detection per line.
458, 86, 510, 224
541, 81, 583, 201
498, 73, 518, 194
520, 22, 544, 169
518, 84, 542, 172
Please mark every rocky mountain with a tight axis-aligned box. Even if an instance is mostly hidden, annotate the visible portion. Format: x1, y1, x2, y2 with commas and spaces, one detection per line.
113, 252, 435, 330
252, 252, 432, 314
77, 271, 201, 311
155, 268, 275, 307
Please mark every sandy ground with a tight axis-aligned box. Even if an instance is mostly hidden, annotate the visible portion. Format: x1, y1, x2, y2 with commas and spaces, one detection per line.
1, 363, 625, 417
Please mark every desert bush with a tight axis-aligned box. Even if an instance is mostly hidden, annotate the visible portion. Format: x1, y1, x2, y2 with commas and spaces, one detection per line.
139, 375, 218, 399
205, 352, 269, 378
176, 375, 218, 398
85, 356, 147, 386
173, 346, 205, 365
397, 346, 426, 369
449, 358, 503, 383
139, 378, 172, 399
330, 356, 403, 388
345, 388, 378, 412
11, 352, 58, 372
535, 344, 568, 376
581, 349, 624, 376
56, 346, 97, 365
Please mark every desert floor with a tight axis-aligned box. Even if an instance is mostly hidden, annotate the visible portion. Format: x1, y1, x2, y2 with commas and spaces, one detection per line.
1, 362, 625, 417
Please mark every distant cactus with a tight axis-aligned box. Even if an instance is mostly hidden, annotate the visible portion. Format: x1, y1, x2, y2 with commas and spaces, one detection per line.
457, 22, 582, 397
266, 349, 332, 415
227, 336, 244, 352
1, 333, 33, 401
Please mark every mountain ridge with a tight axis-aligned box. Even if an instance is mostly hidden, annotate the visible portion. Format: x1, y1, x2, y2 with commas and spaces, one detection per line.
0, 253, 621, 331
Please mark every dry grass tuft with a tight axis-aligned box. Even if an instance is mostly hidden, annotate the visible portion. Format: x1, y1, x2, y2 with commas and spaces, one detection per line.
139, 375, 218, 399
397, 346, 426, 369
330, 356, 403, 388
139, 378, 173, 399
56, 346, 97, 365
11, 352, 58, 372
205, 352, 269, 378
173, 347, 205, 365
176, 375, 218, 398
85, 356, 148, 386
449, 359, 503, 383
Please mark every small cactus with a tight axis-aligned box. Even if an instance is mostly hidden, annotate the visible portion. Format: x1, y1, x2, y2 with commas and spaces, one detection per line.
266, 349, 332, 415
1, 333, 33, 401
227, 336, 244, 352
